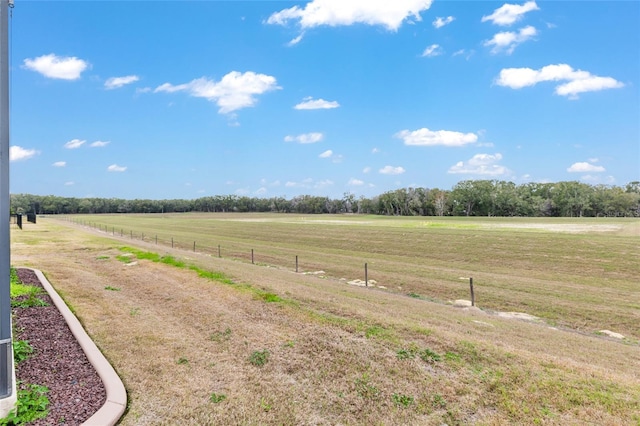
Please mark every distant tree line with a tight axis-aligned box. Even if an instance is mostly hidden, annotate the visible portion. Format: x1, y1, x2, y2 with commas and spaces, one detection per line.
9, 180, 640, 218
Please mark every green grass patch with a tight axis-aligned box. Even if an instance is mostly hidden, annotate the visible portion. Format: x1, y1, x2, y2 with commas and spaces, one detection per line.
419, 348, 442, 363
392, 393, 414, 407
104, 286, 120, 291
10, 282, 38, 299
257, 292, 282, 303
248, 350, 270, 367
11, 286, 49, 308
115, 254, 135, 263
189, 266, 234, 285
210, 393, 227, 404
160, 256, 185, 268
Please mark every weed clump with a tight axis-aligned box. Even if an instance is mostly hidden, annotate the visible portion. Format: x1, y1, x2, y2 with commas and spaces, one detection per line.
249, 350, 270, 367
0, 383, 50, 425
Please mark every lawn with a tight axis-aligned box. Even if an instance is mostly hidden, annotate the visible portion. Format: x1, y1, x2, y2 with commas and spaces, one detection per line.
10, 214, 640, 425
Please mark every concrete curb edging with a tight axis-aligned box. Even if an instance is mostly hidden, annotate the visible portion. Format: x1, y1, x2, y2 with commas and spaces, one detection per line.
29, 268, 127, 426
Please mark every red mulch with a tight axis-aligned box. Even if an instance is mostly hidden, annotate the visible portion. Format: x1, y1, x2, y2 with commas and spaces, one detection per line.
12, 269, 106, 425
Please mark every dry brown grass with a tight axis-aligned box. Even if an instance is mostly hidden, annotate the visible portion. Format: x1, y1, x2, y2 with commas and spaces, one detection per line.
10, 217, 640, 425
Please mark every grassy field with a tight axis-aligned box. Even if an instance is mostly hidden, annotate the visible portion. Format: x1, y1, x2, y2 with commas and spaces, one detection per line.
11, 214, 640, 425
66, 213, 639, 337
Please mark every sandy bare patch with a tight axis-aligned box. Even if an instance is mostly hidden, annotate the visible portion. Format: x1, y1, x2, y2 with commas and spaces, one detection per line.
599, 330, 625, 339
346, 279, 378, 287
484, 223, 623, 233
496, 311, 541, 322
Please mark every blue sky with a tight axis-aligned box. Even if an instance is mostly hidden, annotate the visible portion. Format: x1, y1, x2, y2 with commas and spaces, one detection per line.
8, 0, 640, 200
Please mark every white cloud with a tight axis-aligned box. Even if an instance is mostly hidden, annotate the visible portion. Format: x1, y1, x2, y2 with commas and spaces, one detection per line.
284, 132, 324, 144
567, 162, 605, 173
395, 128, 478, 147
319, 150, 343, 163
555, 77, 624, 98
433, 16, 454, 28
482, 1, 539, 26
107, 164, 127, 172
136, 87, 152, 94
285, 178, 334, 189
255, 187, 268, 195
64, 181, 74, 186
495, 64, 624, 98
52, 161, 66, 167
23, 54, 88, 80
448, 153, 509, 176
154, 71, 280, 114
315, 179, 334, 189
267, 0, 433, 31
452, 49, 475, 60
260, 179, 281, 187
348, 178, 364, 186
363, 167, 372, 173
105, 75, 139, 89
90, 140, 110, 148
10, 146, 39, 162
484, 25, 537, 54
64, 139, 86, 149
421, 44, 443, 57
288, 33, 305, 46
371, 148, 380, 154
294, 97, 340, 110
379, 165, 406, 175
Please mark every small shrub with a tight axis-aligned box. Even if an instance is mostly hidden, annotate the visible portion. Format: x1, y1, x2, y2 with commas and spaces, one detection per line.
397, 343, 419, 360
355, 374, 380, 399
260, 398, 272, 412
1, 383, 50, 425
177, 357, 189, 365
419, 348, 442, 363
11, 288, 49, 308
210, 328, 232, 342
432, 393, 447, 408
249, 350, 270, 367
104, 286, 120, 291
396, 348, 415, 360
392, 393, 414, 407
13, 340, 34, 364
407, 292, 421, 298
210, 393, 226, 403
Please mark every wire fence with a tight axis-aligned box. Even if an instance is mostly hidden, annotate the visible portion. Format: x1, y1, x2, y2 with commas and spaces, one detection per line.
56, 216, 477, 303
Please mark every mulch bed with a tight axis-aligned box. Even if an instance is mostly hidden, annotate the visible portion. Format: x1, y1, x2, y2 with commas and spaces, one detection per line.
11, 268, 106, 425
